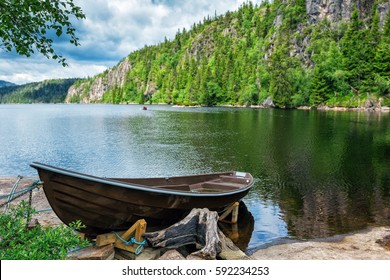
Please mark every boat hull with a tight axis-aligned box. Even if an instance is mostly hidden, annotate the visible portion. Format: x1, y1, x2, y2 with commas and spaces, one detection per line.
31, 162, 254, 236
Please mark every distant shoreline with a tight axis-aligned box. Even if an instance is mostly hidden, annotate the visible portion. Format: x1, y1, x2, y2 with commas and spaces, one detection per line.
1, 102, 390, 112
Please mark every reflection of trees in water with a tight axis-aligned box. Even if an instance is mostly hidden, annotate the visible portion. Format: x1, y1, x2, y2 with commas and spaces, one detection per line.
278, 183, 390, 239
260, 111, 390, 239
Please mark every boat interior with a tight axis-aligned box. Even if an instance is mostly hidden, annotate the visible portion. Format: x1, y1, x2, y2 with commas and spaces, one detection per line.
110, 172, 252, 193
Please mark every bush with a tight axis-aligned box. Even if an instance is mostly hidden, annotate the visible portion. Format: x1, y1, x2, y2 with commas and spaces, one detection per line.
0, 201, 90, 260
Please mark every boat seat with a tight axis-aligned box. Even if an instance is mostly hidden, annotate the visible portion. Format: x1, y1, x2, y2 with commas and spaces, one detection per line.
218, 175, 250, 184
202, 181, 242, 190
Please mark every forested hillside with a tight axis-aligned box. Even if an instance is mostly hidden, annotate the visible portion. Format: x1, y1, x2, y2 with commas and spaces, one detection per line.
67, 0, 390, 108
0, 79, 78, 103
0, 80, 16, 88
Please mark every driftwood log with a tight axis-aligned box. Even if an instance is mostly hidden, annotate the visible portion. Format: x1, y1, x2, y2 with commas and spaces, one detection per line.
144, 208, 221, 259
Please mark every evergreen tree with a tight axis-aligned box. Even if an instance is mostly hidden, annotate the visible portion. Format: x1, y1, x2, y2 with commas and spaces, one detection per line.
342, 7, 374, 94
268, 42, 295, 107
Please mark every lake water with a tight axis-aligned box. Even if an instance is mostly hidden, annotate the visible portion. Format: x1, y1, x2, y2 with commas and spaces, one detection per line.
1, 104, 389, 252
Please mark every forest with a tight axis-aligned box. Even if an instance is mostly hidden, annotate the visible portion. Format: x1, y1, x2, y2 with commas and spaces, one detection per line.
68, 0, 390, 108
0, 79, 78, 103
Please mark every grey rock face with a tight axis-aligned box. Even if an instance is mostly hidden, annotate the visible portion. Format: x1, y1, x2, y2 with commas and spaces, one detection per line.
306, 0, 353, 24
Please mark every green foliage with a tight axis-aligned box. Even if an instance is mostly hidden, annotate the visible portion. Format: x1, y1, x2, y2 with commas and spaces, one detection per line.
0, 201, 89, 260
0, 79, 78, 103
0, 0, 85, 66
68, 1, 389, 108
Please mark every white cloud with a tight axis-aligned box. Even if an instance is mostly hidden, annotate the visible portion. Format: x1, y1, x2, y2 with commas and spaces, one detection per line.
0, 56, 108, 84
2, 0, 263, 84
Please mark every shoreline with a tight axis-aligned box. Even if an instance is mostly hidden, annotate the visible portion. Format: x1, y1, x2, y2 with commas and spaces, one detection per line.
220, 104, 390, 112
251, 226, 390, 260
1, 177, 390, 260
2, 102, 390, 113
152, 103, 390, 112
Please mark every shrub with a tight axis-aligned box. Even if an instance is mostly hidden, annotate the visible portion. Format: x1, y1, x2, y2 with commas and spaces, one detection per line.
0, 201, 90, 260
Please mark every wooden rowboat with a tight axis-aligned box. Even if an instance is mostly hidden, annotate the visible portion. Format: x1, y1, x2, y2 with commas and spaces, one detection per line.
30, 162, 254, 236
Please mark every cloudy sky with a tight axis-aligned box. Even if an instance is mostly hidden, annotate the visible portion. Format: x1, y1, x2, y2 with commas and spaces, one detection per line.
0, 0, 263, 85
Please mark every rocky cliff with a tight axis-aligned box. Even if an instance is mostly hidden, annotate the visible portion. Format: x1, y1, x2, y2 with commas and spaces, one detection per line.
306, 0, 389, 24
65, 58, 132, 103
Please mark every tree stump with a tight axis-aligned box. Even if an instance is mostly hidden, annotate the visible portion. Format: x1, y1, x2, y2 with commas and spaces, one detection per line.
144, 208, 221, 259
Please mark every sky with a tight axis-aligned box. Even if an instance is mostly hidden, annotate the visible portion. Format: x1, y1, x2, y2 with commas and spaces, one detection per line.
0, 0, 263, 85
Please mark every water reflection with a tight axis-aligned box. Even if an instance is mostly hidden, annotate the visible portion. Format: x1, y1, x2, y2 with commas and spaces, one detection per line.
218, 202, 254, 251
0, 104, 389, 251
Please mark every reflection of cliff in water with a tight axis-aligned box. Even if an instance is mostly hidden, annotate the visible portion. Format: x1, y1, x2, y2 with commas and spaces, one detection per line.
218, 201, 254, 251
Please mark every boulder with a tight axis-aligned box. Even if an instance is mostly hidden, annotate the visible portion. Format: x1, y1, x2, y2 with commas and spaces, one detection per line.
262, 97, 275, 108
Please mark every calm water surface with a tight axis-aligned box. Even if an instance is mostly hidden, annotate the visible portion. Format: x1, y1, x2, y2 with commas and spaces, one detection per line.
1, 104, 389, 251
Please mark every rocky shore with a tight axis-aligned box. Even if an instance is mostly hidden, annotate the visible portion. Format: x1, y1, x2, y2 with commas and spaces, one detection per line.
252, 227, 390, 260
1, 177, 390, 260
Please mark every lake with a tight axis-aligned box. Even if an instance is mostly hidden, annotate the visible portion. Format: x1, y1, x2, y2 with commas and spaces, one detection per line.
1, 104, 389, 252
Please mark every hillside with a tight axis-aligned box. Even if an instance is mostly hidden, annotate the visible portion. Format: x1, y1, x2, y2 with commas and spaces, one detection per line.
0, 79, 78, 103
66, 0, 390, 108
0, 80, 16, 88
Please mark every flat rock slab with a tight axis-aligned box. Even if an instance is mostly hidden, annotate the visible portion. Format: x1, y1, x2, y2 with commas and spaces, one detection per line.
159, 250, 186, 260
252, 227, 390, 260
67, 244, 115, 260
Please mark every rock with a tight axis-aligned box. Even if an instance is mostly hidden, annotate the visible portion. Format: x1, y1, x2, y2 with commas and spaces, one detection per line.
218, 229, 251, 260
135, 247, 161, 260
252, 227, 390, 260
67, 244, 115, 260
306, 0, 385, 24
65, 58, 132, 103
159, 250, 186, 260
306, 0, 351, 24
297, 106, 312, 110
376, 235, 390, 251
114, 247, 160, 260
262, 97, 275, 108
186, 254, 206, 260
378, 2, 390, 27
317, 104, 329, 111
26, 218, 40, 230
114, 248, 136, 260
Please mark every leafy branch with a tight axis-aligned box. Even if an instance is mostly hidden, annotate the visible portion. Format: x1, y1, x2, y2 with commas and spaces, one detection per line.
0, 0, 85, 66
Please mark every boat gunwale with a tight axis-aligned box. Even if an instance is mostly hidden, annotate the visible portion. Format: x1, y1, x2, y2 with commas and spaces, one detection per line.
30, 162, 254, 197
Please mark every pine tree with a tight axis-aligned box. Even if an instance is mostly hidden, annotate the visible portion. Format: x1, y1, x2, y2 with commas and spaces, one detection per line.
268, 42, 295, 107
341, 7, 373, 94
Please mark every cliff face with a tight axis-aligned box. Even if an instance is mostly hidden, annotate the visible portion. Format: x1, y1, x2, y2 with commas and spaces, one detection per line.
306, 0, 353, 23
65, 58, 132, 103
306, 0, 389, 24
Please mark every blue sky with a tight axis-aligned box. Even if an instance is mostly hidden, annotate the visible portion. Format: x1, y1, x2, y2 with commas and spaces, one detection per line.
0, 0, 263, 85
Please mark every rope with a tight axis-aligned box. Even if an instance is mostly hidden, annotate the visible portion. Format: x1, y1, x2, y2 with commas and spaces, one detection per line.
67, 242, 96, 254
0, 180, 43, 208
25, 186, 34, 227
35, 208, 53, 213
113, 231, 147, 255
4, 175, 23, 212
0, 186, 39, 199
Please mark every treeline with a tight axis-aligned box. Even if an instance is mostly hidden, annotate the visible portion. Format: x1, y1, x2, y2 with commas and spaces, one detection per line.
0, 80, 15, 88
71, 0, 390, 107
0, 78, 78, 103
